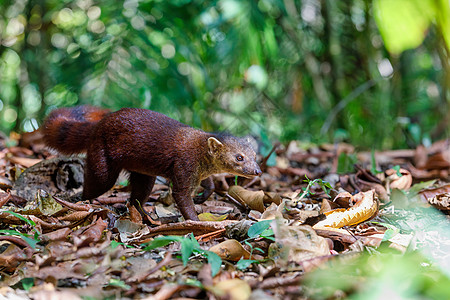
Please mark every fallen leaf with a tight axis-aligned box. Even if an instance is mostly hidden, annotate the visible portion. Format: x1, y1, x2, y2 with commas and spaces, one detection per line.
427, 193, 450, 210
260, 202, 283, 219
228, 185, 265, 212
209, 239, 251, 261
386, 168, 412, 190
198, 212, 228, 221
17, 190, 63, 216
213, 278, 251, 300
41, 227, 72, 242
7, 156, 42, 168
0, 243, 29, 271
313, 190, 378, 228
418, 184, 450, 202
332, 191, 354, 208
263, 192, 281, 205
115, 219, 149, 243
73, 217, 107, 248
0, 191, 11, 208
269, 223, 330, 267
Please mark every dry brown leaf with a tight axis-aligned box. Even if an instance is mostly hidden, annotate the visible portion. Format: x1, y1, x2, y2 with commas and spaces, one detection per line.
269, 223, 330, 267
57, 211, 92, 222
260, 202, 283, 219
40, 228, 72, 242
33, 290, 82, 300
418, 184, 450, 202
6, 156, 42, 168
386, 168, 412, 190
332, 191, 354, 208
73, 217, 107, 248
0, 243, 29, 271
0, 191, 11, 208
319, 198, 332, 214
198, 212, 228, 221
313, 190, 378, 228
263, 192, 281, 205
427, 193, 450, 210
228, 185, 265, 212
209, 239, 251, 261
423, 148, 450, 170
157, 190, 175, 206
213, 278, 251, 300
114, 219, 149, 243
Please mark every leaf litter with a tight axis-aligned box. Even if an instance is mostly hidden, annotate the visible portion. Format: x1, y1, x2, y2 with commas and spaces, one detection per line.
0, 132, 449, 299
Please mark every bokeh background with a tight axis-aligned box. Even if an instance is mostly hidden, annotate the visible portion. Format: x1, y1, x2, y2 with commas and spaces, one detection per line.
0, 0, 449, 149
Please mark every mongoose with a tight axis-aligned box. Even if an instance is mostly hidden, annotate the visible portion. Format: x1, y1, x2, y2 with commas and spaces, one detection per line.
43, 106, 262, 221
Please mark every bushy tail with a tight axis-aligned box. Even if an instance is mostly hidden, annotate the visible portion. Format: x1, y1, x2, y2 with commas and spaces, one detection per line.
43, 105, 111, 154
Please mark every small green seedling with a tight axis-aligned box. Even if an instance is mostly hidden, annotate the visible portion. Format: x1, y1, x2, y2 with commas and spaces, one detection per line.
143, 233, 222, 276
236, 219, 275, 270
0, 211, 41, 248
293, 176, 332, 205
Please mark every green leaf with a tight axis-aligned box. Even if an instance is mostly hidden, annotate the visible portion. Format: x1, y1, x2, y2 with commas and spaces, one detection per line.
247, 219, 273, 238
111, 240, 135, 249
382, 229, 397, 241
303, 175, 311, 183
110, 240, 122, 249
392, 165, 402, 177
204, 250, 222, 277
236, 259, 258, 270
107, 278, 131, 290
4, 211, 37, 227
3, 211, 41, 236
0, 230, 39, 249
253, 247, 265, 254
408, 180, 436, 197
370, 150, 382, 174
185, 278, 204, 288
21, 278, 34, 291
316, 179, 332, 195
180, 234, 200, 266
374, 0, 435, 53
337, 153, 357, 174
259, 228, 274, 239
142, 236, 183, 251
390, 188, 409, 209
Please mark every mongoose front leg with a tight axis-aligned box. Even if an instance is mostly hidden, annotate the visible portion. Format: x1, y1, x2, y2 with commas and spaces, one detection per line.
193, 177, 215, 204
129, 172, 156, 222
172, 182, 199, 221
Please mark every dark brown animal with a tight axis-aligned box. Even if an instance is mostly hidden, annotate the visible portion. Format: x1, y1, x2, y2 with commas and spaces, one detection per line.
43, 106, 261, 221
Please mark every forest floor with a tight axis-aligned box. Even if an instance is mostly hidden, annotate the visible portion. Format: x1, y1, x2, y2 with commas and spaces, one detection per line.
0, 131, 449, 299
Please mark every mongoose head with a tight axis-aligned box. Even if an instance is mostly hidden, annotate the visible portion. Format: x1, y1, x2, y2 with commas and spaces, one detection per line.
208, 135, 262, 178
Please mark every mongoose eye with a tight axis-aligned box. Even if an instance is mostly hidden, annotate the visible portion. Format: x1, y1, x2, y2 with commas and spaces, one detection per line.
236, 154, 244, 162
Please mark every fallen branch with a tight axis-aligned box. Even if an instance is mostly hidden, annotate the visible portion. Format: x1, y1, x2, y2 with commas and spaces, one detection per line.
142, 220, 237, 238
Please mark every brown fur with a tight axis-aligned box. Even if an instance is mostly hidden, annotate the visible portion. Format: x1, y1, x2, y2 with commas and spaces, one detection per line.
43, 106, 261, 221
43, 106, 111, 154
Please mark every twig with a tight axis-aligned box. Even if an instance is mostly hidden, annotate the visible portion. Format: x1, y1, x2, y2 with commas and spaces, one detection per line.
141, 220, 237, 238
52, 195, 92, 211
225, 193, 247, 210
260, 142, 280, 172
195, 228, 226, 242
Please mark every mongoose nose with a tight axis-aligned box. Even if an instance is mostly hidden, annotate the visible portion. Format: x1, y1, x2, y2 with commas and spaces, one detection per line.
256, 168, 262, 176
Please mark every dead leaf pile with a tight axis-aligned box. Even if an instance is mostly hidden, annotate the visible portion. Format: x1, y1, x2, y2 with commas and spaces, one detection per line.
0, 132, 449, 299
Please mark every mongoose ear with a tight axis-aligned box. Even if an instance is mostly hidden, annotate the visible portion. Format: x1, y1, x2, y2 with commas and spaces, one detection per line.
208, 137, 223, 154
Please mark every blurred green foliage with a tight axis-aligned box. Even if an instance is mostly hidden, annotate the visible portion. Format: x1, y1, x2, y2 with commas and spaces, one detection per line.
0, 0, 448, 149
304, 250, 450, 300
